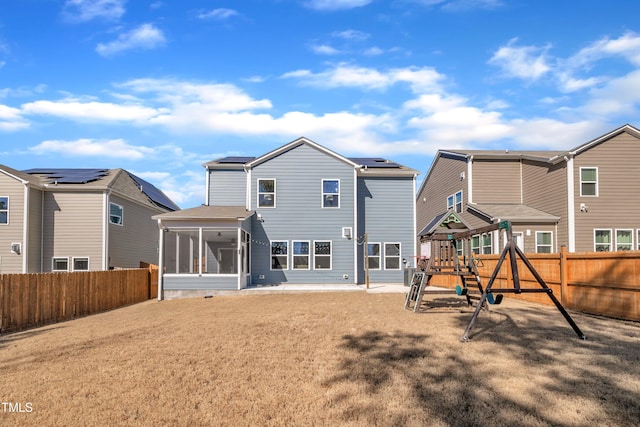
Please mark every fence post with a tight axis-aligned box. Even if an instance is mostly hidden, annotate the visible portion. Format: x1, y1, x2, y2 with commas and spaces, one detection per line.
560, 245, 567, 306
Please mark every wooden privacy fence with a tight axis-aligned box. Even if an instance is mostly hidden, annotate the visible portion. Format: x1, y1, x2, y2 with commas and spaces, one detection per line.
0, 268, 155, 334
424, 246, 640, 322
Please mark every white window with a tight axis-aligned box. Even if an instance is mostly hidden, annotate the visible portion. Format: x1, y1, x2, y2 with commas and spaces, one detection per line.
322, 179, 340, 208
447, 191, 463, 213
52, 257, 69, 271
73, 257, 90, 271
455, 191, 463, 213
109, 202, 123, 225
471, 235, 481, 255
292, 241, 310, 270
0, 196, 8, 225
455, 239, 463, 256
615, 229, 633, 251
580, 167, 598, 196
594, 229, 612, 252
637, 230, 640, 250
384, 243, 401, 270
314, 241, 331, 270
367, 243, 381, 270
258, 179, 276, 208
271, 241, 288, 270
481, 233, 492, 254
536, 231, 553, 253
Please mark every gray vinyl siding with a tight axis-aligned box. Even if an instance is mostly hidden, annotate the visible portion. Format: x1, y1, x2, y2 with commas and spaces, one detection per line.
249, 144, 355, 285
42, 191, 103, 272
27, 187, 43, 272
472, 159, 522, 204
163, 275, 237, 291
0, 173, 25, 273
357, 177, 415, 283
208, 169, 247, 206
522, 160, 568, 252
572, 131, 640, 252
108, 194, 164, 268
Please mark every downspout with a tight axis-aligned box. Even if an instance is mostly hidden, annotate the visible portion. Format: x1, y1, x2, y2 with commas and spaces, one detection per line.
412, 173, 417, 268
157, 220, 164, 301
22, 184, 29, 273
565, 156, 575, 252
467, 156, 474, 204
205, 166, 211, 206
103, 191, 110, 270
353, 168, 358, 284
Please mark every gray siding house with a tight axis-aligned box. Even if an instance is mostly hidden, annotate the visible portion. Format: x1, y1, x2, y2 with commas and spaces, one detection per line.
416, 124, 640, 255
154, 137, 418, 299
0, 166, 178, 273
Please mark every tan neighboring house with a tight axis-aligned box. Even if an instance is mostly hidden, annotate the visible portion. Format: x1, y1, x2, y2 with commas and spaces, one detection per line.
416, 124, 640, 255
0, 166, 179, 273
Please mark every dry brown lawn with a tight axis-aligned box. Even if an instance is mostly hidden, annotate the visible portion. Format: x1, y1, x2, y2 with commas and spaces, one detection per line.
1, 292, 639, 426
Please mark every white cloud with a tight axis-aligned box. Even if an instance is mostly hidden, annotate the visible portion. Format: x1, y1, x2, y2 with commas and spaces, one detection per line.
63, 0, 125, 22
22, 98, 164, 122
28, 138, 155, 159
303, 0, 372, 11
0, 104, 29, 131
332, 29, 369, 40
489, 38, 551, 80
310, 44, 343, 55
281, 63, 444, 92
96, 23, 166, 57
197, 8, 239, 20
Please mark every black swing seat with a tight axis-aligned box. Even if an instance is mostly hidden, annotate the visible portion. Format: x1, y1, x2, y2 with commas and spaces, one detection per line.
486, 293, 503, 305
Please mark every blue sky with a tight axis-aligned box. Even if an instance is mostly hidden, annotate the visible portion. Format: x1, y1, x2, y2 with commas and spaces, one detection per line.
2, 0, 640, 208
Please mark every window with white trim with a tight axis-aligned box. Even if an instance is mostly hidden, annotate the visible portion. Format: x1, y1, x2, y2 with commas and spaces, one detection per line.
637, 230, 640, 250
471, 235, 481, 255
322, 179, 340, 208
481, 233, 492, 254
271, 241, 288, 270
292, 241, 310, 270
0, 196, 8, 225
314, 241, 331, 270
52, 257, 69, 271
455, 239, 463, 256
536, 231, 553, 253
580, 167, 598, 196
258, 179, 276, 208
109, 202, 123, 225
447, 194, 454, 210
73, 257, 90, 271
615, 229, 633, 251
384, 243, 401, 270
594, 229, 612, 252
454, 191, 463, 213
367, 243, 381, 270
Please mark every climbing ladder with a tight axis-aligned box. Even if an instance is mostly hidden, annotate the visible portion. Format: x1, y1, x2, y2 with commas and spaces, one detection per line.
404, 234, 486, 312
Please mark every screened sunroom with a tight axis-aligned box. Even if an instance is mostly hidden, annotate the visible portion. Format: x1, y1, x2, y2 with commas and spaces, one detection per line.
153, 206, 254, 299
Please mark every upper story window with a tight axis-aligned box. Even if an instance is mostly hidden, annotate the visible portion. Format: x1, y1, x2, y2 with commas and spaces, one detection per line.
0, 196, 8, 225
536, 231, 553, 253
258, 179, 276, 208
447, 191, 463, 213
580, 167, 598, 196
322, 179, 340, 208
594, 229, 612, 252
109, 202, 123, 225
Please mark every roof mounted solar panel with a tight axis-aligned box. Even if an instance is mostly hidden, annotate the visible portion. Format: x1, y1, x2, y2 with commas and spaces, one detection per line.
22, 168, 109, 183
215, 156, 256, 164
127, 172, 180, 211
349, 157, 401, 168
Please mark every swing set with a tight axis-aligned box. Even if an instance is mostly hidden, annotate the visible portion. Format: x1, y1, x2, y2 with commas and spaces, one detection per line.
405, 220, 586, 342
